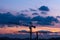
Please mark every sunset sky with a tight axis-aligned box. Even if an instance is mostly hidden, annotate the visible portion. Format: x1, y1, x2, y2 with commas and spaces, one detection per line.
0, 0, 60, 35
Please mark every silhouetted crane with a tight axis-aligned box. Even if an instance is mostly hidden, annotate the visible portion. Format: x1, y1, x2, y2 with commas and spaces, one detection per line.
29, 22, 36, 40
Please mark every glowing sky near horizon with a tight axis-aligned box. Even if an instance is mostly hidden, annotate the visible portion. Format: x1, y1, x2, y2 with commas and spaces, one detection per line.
0, 23, 60, 34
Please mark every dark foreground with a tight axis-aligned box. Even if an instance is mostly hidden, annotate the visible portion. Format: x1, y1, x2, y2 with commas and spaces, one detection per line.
0, 37, 60, 40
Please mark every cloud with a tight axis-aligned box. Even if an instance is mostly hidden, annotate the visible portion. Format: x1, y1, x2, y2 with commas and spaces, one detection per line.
0, 12, 31, 26
18, 30, 29, 33
38, 6, 50, 15
37, 30, 52, 33
0, 12, 19, 25
32, 16, 59, 26
56, 16, 60, 18
0, 6, 59, 27
29, 8, 36, 11
32, 13, 38, 15
0, 12, 59, 27
39, 6, 49, 11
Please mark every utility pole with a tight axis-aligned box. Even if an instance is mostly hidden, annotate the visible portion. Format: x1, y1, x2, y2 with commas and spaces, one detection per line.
36, 32, 38, 40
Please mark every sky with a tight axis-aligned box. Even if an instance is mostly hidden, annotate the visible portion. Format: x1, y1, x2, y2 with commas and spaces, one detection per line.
0, 0, 60, 17
1, 25, 60, 34
0, 0, 60, 10
0, 0, 60, 38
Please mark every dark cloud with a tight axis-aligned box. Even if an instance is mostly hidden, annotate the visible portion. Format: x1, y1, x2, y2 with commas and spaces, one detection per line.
0, 12, 17, 24
37, 30, 52, 33
0, 12, 19, 26
46, 16, 58, 23
0, 11, 59, 27
39, 6, 49, 11
29, 8, 36, 11
56, 16, 60, 18
32, 16, 44, 21
32, 13, 38, 15
18, 30, 29, 33
40, 12, 47, 15
0, 12, 31, 27
38, 6, 50, 14
0, 6, 59, 26
32, 16, 59, 26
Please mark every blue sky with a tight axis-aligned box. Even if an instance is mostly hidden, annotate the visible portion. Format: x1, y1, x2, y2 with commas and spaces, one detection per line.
0, 0, 60, 16
0, 0, 60, 10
